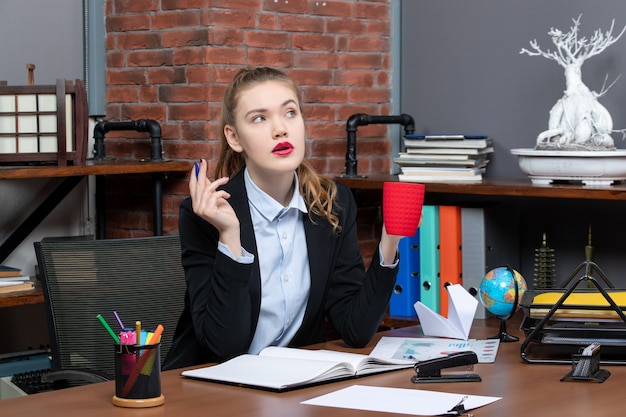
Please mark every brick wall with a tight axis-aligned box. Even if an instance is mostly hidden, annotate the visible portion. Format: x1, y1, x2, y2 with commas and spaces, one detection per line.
103, 0, 392, 258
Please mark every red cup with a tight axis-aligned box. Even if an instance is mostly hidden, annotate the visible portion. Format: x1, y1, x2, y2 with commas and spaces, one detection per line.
383, 182, 425, 236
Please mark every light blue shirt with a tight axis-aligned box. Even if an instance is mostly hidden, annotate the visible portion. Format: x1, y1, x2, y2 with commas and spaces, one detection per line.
230, 169, 310, 354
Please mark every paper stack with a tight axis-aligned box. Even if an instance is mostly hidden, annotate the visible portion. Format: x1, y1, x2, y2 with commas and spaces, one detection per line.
395, 134, 494, 183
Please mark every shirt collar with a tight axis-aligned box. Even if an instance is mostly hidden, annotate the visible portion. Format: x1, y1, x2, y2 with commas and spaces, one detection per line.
244, 168, 308, 222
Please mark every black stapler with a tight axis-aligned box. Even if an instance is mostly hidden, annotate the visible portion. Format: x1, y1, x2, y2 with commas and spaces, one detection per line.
411, 351, 481, 383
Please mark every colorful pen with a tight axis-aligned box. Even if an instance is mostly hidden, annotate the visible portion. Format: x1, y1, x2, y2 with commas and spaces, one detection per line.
135, 321, 141, 346
96, 314, 120, 344
147, 324, 164, 345
113, 311, 124, 329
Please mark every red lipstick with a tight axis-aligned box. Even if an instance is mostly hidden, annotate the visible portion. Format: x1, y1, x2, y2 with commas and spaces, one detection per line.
272, 142, 294, 155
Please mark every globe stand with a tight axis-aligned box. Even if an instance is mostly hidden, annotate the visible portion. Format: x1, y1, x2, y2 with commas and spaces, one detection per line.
490, 318, 519, 342
488, 272, 520, 343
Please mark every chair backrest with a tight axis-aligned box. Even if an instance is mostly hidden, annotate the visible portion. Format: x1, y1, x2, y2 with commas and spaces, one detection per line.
35, 235, 186, 378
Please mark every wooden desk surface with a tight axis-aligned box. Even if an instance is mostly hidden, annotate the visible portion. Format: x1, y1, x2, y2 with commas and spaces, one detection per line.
1, 315, 623, 416
0, 159, 192, 180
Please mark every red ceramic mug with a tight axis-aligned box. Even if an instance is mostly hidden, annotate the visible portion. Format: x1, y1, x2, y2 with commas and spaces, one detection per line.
382, 182, 425, 236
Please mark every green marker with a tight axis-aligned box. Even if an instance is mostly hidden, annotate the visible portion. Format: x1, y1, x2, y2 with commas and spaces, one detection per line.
97, 314, 120, 343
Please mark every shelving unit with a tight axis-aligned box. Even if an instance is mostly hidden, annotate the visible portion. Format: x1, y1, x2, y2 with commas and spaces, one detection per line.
337, 175, 626, 318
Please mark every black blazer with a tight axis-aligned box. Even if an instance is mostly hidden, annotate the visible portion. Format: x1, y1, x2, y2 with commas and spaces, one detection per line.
163, 169, 398, 370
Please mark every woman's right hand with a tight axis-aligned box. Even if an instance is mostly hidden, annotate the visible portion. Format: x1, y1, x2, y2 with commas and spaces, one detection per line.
190, 160, 242, 256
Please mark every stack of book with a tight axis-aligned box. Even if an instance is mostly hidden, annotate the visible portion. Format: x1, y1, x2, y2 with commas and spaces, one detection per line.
0, 265, 34, 294
394, 134, 493, 182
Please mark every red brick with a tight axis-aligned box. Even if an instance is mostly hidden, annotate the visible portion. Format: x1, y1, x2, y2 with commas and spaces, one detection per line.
159, 85, 211, 102
336, 70, 375, 87
117, 32, 162, 50
162, 29, 209, 47
161, 0, 211, 10
121, 104, 167, 121
278, 15, 324, 33
107, 52, 126, 68
212, 0, 261, 9
349, 37, 388, 53
309, 1, 352, 17
326, 18, 367, 35
258, 13, 278, 30
211, 28, 244, 46
303, 86, 349, 104
107, 69, 147, 85
367, 19, 390, 36
168, 103, 211, 121
113, 0, 159, 13
263, 0, 307, 14
354, 2, 389, 20
146, 68, 187, 84
179, 122, 209, 140
292, 34, 335, 51
174, 48, 206, 65
106, 14, 151, 32
302, 104, 335, 122
151, 11, 200, 29
106, 86, 139, 103
205, 47, 247, 65
294, 52, 339, 69
339, 53, 385, 70
140, 86, 159, 102
244, 31, 291, 49
207, 10, 256, 28
349, 87, 390, 104
247, 49, 293, 67
128, 50, 174, 67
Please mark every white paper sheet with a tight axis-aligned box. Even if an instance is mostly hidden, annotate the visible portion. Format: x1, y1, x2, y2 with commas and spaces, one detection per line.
414, 284, 478, 340
301, 384, 501, 416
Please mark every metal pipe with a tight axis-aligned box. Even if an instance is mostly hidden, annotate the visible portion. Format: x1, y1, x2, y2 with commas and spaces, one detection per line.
343, 113, 415, 177
93, 119, 163, 161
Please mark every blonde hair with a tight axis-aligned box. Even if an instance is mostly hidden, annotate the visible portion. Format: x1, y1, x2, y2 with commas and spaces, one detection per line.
215, 66, 340, 231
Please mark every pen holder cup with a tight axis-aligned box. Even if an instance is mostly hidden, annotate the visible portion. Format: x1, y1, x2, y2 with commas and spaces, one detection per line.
561, 349, 610, 383
112, 343, 165, 408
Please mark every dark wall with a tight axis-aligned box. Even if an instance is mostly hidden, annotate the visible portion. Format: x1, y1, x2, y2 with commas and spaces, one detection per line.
400, 0, 626, 179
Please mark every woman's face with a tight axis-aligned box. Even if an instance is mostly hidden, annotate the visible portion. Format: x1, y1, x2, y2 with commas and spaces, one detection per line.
223, 80, 306, 183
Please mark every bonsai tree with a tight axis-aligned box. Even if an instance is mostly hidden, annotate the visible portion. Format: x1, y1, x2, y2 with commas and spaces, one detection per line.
520, 15, 626, 150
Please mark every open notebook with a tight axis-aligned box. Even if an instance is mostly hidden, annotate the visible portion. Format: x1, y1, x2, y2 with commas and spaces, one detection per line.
181, 346, 412, 392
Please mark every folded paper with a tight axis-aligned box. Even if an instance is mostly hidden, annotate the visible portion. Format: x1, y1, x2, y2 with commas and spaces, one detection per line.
414, 284, 478, 340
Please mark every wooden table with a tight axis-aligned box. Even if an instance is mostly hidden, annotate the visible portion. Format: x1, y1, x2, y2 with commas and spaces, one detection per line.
2, 315, 623, 416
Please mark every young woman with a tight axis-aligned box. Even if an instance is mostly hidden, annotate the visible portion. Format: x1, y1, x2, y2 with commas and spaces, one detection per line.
163, 66, 402, 370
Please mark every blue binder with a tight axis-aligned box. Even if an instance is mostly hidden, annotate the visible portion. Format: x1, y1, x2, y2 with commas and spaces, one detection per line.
389, 230, 420, 317
418, 205, 440, 313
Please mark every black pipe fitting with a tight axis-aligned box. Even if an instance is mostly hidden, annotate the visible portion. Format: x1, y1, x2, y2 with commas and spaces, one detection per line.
93, 119, 163, 161
343, 113, 415, 177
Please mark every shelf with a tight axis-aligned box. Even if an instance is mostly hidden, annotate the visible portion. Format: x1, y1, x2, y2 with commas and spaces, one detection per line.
336, 175, 626, 201
0, 159, 192, 179
0, 284, 43, 309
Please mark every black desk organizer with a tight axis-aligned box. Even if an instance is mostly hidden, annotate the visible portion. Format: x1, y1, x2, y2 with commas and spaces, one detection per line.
560, 347, 610, 383
519, 259, 626, 365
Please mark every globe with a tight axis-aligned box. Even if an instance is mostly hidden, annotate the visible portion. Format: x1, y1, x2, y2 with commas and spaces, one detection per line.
479, 267, 527, 317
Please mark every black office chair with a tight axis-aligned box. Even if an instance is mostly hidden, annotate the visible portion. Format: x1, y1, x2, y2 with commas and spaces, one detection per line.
33, 234, 186, 388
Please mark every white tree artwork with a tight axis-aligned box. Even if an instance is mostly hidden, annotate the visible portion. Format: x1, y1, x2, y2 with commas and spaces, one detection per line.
520, 15, 626, 151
